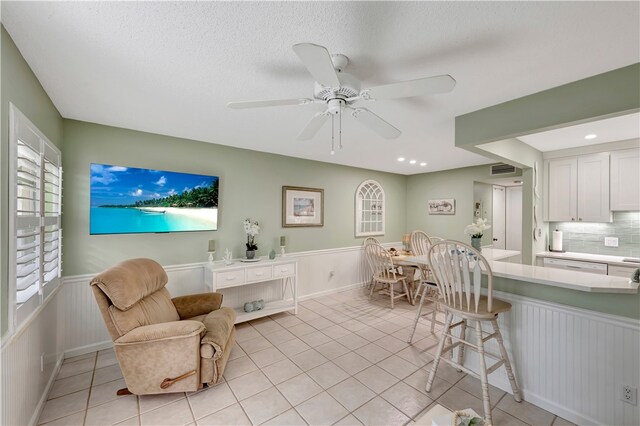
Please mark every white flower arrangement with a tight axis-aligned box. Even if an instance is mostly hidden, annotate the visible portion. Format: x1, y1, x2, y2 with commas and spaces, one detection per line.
243, 218, 260, 250
464, 218, 491, 239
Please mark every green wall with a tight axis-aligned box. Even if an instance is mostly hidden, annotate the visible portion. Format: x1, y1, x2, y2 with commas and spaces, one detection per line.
406, 164, 497, 242
1, 25, 64, 338
61, 119, 407, 276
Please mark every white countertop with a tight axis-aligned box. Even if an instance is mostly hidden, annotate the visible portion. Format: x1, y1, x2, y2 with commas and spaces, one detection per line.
406, 248, 638, 294
537, 251, 640, 268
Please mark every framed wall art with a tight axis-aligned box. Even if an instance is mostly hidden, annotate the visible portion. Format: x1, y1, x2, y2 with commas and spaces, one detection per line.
428, 198, 455, 215
282, 186, 324, 227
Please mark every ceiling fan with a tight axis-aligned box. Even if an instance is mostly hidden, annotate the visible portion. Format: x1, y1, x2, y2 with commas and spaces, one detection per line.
227, 43, 456, 154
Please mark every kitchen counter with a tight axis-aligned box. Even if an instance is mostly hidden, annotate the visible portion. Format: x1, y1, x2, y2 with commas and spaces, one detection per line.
406, 248, 638, 294
536, 251, 640, 267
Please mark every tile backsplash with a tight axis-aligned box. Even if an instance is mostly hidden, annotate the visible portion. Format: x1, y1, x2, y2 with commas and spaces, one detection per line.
550, 212, 640, 258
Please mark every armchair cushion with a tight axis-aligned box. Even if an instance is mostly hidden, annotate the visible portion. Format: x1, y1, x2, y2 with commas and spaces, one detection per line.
92, 258, 169, 311
115, 320, 205, 345
199, 307, 236, 359
172, 292, 223, 320
109, 288, 179, 336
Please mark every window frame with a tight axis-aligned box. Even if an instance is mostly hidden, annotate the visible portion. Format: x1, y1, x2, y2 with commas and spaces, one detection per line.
7, 103, 62, 337
355, 179, 385, 237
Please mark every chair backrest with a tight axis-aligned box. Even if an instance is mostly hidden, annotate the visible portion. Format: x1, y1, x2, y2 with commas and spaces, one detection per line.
90, 258, 180, 339
363, 237, 380, 246
364, 243, 397, 280
427, 240, 494, 313
410, 230, 432, 256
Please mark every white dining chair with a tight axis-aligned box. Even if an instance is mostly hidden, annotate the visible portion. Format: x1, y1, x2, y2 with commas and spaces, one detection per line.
425, 240, 522, 424
365, 243, 411, 308
407, 231, 443, 341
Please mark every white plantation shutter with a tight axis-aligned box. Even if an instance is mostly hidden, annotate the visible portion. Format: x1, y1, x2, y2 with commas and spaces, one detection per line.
8, 104, 62, 332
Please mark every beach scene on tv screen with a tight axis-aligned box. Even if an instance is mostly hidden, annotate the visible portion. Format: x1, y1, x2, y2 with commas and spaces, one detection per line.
90, 164, 219, 234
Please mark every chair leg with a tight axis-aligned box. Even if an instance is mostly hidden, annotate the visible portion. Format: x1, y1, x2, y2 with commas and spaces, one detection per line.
426, 312, 452, 393
475, 321, 492, 425
390, 281, 395, 309
430, 289, 437, 334
369, 281, 377, 300
402, 279, 411, 305
408, 285, 428, 343
491, 318, 523, 402
456, 319, 467, 371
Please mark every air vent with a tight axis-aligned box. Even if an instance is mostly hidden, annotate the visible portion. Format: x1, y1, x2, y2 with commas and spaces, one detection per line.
490, 163, 517, 176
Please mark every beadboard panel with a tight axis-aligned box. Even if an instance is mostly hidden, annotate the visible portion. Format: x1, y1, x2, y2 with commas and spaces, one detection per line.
457, 292, 640, 426
1, 293, 64, 426
60, 244, 386, 354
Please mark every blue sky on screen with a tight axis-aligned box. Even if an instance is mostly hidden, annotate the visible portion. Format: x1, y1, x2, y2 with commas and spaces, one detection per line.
90, 163, 218, 206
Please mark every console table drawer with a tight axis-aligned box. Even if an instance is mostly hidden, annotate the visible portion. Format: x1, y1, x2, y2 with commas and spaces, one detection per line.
273, 262, 296, 278
216, 270, 245, 287
246, 266, 272, 282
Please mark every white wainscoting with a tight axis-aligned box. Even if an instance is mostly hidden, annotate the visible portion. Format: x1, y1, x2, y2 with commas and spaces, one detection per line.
1, 290, 64, 426
458, 291, 640, 426
60, 244, 385, 356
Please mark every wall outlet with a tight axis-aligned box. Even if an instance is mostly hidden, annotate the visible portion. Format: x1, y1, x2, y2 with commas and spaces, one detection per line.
621, 385, 637, 405
604, 237, 619, 247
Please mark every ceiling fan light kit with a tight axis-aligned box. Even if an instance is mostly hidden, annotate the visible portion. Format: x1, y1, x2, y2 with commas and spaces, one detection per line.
228, 42, 456, 154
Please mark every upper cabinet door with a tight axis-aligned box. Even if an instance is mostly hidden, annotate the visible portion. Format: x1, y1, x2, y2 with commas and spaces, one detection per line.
577, 152, 611, 222
610, 148, 640, 211
547, 157, 578, 222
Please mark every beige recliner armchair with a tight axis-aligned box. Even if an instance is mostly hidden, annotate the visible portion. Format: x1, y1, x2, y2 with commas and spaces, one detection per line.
90, 258, 236, 395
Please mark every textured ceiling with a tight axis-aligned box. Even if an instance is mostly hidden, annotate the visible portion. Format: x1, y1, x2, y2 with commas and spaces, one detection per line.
3, 2, 639, 174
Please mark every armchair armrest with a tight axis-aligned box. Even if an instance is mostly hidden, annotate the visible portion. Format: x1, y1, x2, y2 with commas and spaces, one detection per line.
115, 320, 205, 345
172, 292, 223, 319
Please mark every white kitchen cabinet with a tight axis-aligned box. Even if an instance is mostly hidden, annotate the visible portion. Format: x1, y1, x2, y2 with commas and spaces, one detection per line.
546, 152, 611, 222
610, 148, 640, 211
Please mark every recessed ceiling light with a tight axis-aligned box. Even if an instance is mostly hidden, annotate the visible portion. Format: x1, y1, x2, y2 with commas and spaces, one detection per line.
409, 160, 417, 164
397, 157, 405, 162
585, 134, 597, 140
420, 162, 427, 166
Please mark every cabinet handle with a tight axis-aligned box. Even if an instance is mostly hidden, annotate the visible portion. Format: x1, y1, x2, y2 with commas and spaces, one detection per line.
571, 218, 575, 221
280, 268, 289, 272
255, 272, 263, 276
578, 218, 582, 221
226, 276, 236, 281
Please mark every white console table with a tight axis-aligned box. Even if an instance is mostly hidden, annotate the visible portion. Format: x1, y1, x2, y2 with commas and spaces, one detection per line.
203, 258, 298, 323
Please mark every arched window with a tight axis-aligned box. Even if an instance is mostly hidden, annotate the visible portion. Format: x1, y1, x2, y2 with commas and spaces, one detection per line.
355, 180, 385, 237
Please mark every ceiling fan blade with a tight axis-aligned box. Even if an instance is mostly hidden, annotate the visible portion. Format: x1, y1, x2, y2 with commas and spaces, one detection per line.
292, 43, 341, 88
351, 108, 401, 139
227, 98, 312, 109
364, 74, 456, 100
297, 112, 329, 140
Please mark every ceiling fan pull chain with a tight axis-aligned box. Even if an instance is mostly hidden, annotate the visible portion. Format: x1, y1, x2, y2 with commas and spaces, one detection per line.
330, 114, 335, 155
339, 104, 343, 150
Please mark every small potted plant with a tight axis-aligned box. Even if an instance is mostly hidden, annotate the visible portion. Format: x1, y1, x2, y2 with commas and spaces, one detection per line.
464, 218, 491, 252
243, 218, 260, 259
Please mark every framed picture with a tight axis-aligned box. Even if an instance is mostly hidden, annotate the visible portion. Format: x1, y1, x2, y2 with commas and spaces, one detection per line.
282, 186, 324, 227
428, 198, 456, 215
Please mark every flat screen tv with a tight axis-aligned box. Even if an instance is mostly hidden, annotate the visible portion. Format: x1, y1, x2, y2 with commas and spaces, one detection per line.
90, 163, 219, 234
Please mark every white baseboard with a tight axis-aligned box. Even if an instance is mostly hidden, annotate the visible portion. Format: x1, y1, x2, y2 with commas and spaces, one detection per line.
64, 341, 114, 359
298, 281, 367, 302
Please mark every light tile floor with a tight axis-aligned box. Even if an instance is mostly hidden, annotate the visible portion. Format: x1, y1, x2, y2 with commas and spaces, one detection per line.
37, 287, 576, 426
